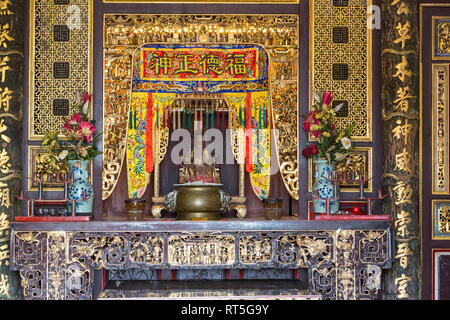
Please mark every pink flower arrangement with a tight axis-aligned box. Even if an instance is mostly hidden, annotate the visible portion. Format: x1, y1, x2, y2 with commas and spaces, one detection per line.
42, 92, 101, 162
302, 90, 355, 164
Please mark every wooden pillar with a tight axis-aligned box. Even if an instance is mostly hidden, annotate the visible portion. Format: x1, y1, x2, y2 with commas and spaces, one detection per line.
381, 0, 420, 299
0, 0, 24, 299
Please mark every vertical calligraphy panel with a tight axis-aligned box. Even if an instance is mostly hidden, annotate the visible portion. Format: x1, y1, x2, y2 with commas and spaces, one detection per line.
0, 0, 24, 299
381, 0, 420, 299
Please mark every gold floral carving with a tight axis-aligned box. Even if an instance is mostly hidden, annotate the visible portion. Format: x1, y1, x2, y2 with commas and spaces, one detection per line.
239, 235, 272, 264
130, 237, 164, 264
103, 49, 132, 199
438, 22, 450, 54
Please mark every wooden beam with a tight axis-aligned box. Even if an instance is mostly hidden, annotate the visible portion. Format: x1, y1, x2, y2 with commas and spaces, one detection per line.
0, 0, 24, 300
381, 0, 420, 299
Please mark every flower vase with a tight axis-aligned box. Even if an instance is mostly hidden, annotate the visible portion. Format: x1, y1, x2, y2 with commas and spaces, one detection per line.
312, 158, 340, 214
67, 160, 93, 215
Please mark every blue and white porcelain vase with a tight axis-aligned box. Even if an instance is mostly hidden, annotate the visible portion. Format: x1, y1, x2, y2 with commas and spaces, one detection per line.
67, 160, 93, 215
312, 158, 339, 214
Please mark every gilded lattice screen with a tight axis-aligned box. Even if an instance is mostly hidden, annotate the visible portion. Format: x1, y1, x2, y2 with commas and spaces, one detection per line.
29, 0, 91, 140
310, 0, 372, 141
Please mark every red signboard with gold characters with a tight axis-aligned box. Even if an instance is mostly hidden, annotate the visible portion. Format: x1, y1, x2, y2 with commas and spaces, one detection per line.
140, 47, 260, 81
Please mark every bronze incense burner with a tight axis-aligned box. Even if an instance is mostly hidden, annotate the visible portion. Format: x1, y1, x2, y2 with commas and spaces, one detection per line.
166, 184, 230, 220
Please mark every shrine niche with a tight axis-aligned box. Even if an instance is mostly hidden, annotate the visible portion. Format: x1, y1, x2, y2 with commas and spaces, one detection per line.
102, 15, 299, 219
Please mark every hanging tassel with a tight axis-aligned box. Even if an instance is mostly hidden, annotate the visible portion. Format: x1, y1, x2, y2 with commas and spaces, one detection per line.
239, 105, 242, 127
221, 100, 225, 130
200, 103, 203, 129
245, 92, 253, 173
172, 103, 176, 131
206, 103, 209, 129
211, 103, 215, 129
177, 102, 181, 129
164, 105, 168, 128
194, 102, 198, 129
264, 103, 268, 128
182, 104, 186, 129
244, 103, 247, 128
188, 105, 192, 131
129, 108, 133, 129
166, 105, 170, 128
216, 101, 219, 130
157, 104, 160, 129
139, 103, 143, 130
259, 105, 263, 129
146, 92, 154, 174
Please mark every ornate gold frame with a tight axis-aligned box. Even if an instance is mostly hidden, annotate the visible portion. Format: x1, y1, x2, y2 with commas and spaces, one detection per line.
27, 146, 93, 192
431, 199, 450, 240
103, 0, 299, 2
28, 0, 94, 141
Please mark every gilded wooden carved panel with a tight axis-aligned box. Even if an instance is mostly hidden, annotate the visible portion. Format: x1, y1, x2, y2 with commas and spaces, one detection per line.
102, 14, 299, 200
168, 234, 235, 266
308, 147, 372, 192
27, 146, 92, 192
432, 64, 450, 194
11, 228, 391, 300
432, 200, 450, 239
29, 0, 91, 140
310, 0, 372, 141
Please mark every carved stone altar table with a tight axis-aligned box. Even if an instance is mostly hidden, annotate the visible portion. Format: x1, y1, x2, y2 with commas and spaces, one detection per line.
10, 219, 392, 300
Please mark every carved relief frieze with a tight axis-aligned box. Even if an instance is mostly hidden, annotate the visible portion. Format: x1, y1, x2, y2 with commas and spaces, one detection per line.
11, 228, 391, 300
168, 233, 235, 266
239, 234, 273, 264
